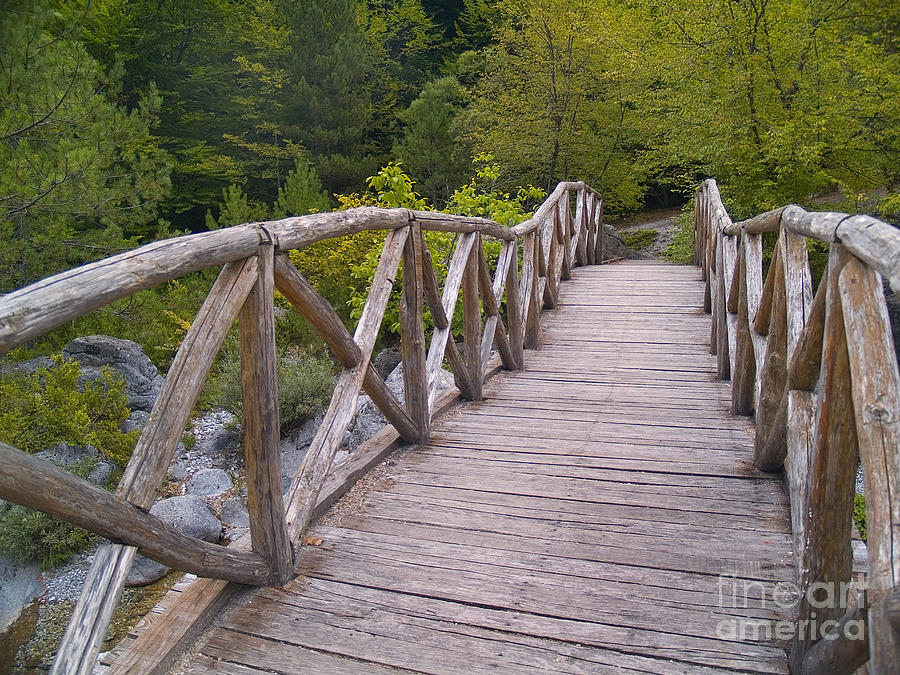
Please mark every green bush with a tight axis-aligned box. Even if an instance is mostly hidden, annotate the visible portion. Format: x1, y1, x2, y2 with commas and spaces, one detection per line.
662, 208, 695, 264
854, 493, 867, 542
210, 352, 334, 430
0, 356, 139, 466
622, 228, 658, 251
0, 457, 98, 569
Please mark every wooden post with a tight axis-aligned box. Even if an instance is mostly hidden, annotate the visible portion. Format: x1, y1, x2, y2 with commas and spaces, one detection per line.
840, 256, 900, 671
521, 231, 540, 349
789, 246, 857, 671
462, 236, 483, 400
423, 232, 477, 409
240, 238, 293, 586
400, 224, 429, 443
560, 190, 573, 280
505, 238, 524, 369
731, 244, 756, 414
753, 245, 788, 471
284, 227, 409, 543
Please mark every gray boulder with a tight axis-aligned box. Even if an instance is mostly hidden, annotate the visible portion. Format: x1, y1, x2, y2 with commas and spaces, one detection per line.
220, 497, 250, 529
34, 443, 116, 487
602, 223, 646, 261
63, 336, 163, 413
0, 355, 54, 378
125, 495, 221, 586
0, 552, 42, 633
187, 468, 233, 497
372, 347, 402, 380
279, 412, 322, 492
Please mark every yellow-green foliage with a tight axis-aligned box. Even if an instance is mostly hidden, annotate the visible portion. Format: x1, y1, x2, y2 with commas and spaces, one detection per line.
0, 356, 139, 466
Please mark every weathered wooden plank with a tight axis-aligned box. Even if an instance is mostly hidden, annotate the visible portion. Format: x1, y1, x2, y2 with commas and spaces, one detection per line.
399, 224, 429, 443
839, 256, 900, 671
410, 209, 515, 241
240, 240, 293, 585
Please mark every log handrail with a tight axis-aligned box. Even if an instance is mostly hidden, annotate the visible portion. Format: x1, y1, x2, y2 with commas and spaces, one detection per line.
0, 182, 604, 673
694, 178, 900, 674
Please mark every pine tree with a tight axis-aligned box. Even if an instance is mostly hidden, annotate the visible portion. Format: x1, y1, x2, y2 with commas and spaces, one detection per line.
281, 0, 375, 194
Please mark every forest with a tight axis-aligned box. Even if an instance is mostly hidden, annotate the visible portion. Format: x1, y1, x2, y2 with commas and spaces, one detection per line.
0, 0, 898, 500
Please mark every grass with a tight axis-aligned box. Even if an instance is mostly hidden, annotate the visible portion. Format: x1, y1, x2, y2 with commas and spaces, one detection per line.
622, 228, 658, 251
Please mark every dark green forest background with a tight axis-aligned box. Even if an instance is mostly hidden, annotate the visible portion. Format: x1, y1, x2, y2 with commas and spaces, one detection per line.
3, 0, 898, 295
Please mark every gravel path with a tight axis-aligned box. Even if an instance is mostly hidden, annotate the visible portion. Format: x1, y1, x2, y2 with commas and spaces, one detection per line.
610, 207, 681, 259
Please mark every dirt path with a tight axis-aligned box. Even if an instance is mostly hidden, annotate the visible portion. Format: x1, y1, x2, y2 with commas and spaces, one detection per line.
609, 207, 681, 259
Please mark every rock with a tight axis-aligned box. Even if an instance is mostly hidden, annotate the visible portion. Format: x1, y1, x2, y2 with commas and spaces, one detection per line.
126, 495, 221, 586
0, 355, 54, 378
150, 495, 221, 543
186, 468, 233, 497
0, 552, 41, 633
602, 223, 646, 261
220, 497, 249, 528
372, 347, 401, 380
34, 443, 116, 487
279, 412, 321, 492
124, 555, 169, 587
122, 409, 149, 434
63, 336, 163, 413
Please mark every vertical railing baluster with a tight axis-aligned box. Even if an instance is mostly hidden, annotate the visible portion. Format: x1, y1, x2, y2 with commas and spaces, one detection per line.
462, 235, 483, 400
240, 234, 293, 585
400, 224, 429, 442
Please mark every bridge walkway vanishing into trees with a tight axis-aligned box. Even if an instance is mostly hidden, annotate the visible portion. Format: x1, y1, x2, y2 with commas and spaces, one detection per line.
151, 260, 797, 674
1, 180, 898, 673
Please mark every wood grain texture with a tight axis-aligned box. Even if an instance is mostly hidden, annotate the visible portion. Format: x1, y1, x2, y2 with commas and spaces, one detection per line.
284, 227, 408, 543
789, 245, 857, 671
399, 224, 429, 443
0, 226, 264, 355
240, 240, 293, 585
840, 256, 900, 671
169, 261, 792, 675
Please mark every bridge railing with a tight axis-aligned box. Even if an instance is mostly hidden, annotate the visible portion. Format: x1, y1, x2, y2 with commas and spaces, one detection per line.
694, 179, 900, 674
0, 181, 603, 673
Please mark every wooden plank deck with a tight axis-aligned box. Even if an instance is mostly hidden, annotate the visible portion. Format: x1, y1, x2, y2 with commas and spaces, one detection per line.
175, 261, 794, 674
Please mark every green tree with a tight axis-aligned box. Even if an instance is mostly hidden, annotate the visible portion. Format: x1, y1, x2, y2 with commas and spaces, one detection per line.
470, 0, 650, 212
649, 0, 900, 214
394, 76, 472, 205
273, 158, 332, 217
0, 0, 170, 292
281, 0, 375, 194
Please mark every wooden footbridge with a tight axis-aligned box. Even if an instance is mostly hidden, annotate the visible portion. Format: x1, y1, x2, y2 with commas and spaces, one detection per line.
1, 180, 899, 673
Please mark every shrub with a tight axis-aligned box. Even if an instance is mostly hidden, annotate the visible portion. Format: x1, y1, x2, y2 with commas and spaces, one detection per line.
622, 228, 658, 251
210, 352, 334, 430
0, 457, 98, 568
854, 493, 867, 542
0, 355, 139, 466
662, 208, 695, 264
